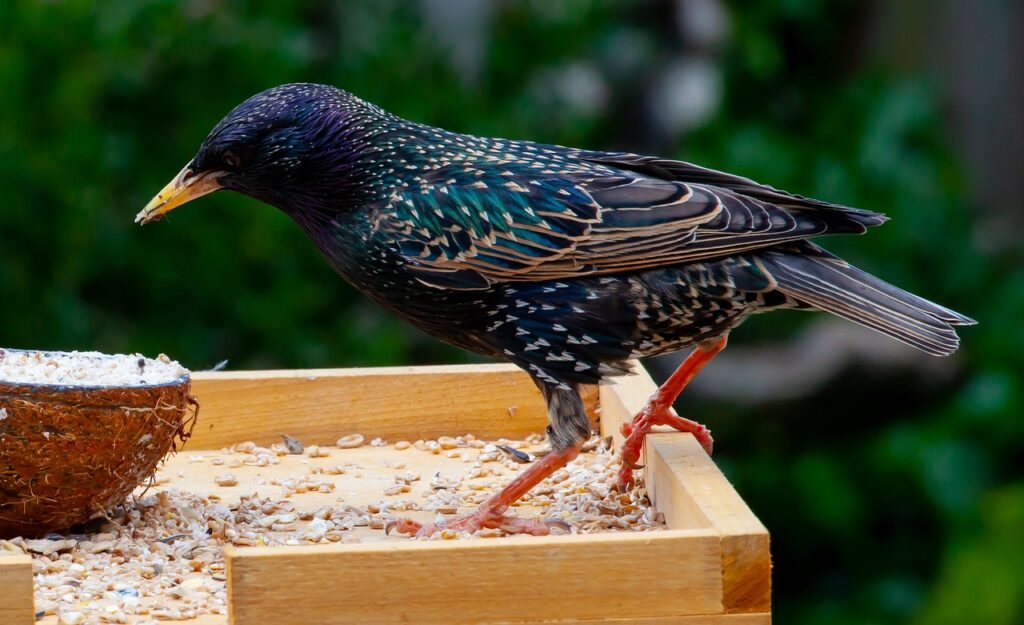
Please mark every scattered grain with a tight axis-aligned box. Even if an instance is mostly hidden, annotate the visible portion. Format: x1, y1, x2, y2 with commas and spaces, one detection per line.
305, 445, 329, 458
335, 433, 365, 449
58, 610, 85, 625
18, 429, 663, 623
232, 441, 256, 454
213, 474, 238, 487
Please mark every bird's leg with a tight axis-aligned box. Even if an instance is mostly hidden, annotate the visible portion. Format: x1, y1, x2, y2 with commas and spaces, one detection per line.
388, 379, 590, 538
387, 445, 580, 538
618, 335, 727, 489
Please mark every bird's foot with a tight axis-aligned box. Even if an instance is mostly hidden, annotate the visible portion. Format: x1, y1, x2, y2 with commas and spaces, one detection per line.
387, 445, 581, 538
616, 403, 713, 490
386, 509, 569, 538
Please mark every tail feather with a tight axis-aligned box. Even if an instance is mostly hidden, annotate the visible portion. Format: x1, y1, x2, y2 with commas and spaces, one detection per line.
759, 245, 975, 356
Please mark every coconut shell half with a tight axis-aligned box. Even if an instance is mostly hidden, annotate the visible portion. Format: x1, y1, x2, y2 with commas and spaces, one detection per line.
0, 374, 196, 537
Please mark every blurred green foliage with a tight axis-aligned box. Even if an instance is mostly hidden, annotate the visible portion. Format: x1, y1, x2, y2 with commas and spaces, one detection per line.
0, 1, 1019, 623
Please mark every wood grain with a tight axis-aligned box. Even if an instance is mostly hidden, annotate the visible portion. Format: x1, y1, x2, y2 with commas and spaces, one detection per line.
187, 364, 556, 450
226, 531, 724, 625
0, 555, 35, 625
487, 614, 771, 625
647, 435, 771, 614
597, 368, 658, 447
42, 611, 769, 625
39, 610, 770, 625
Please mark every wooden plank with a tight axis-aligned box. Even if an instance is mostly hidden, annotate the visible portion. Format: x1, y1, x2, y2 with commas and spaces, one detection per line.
599, 369, 715, 529
39, 611, 770, 625
45, 615, 770, 625
0, 555, 35, 625
721, 532, 772, 614
597, 367, 658, 447
187, 364, 556, 449
647, 435, 770, 614
601, 367, 771, 614
499, 614, 770, 625
226, 531, 725, 625
643, 436, 713, 531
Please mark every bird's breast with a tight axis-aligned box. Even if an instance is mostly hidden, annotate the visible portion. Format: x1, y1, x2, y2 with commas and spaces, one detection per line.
304, 216, 504, 356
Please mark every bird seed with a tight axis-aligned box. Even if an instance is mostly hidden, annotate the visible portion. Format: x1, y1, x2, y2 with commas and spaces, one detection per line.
0, 349, 186, 387
11, 429, 662, 623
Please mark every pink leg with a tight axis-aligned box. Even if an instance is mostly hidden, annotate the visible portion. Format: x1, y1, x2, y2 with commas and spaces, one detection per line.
387, 446, 580, 538
617, 336, 727, 489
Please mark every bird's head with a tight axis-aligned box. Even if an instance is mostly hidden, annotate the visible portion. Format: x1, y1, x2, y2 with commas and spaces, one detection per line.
137, 83, 375, 224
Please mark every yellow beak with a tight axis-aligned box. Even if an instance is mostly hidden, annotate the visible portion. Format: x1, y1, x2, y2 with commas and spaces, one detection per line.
135, 164, 225, 224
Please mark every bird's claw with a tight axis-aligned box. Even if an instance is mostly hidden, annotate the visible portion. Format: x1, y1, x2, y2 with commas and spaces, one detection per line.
616, 464, 637, 491
384, 518, 423, 536
383, 514, 569, 538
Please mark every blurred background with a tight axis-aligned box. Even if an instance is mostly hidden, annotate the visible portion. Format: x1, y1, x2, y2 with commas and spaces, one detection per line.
1, 1, 1021, 622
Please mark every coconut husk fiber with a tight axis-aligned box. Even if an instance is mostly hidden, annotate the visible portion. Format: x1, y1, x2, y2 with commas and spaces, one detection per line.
0, 376, 197, 537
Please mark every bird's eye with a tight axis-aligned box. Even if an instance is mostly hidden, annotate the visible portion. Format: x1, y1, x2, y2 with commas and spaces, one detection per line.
222, 151, 242, 168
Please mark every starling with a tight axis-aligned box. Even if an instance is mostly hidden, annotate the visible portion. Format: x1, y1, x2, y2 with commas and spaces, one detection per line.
138, 84, 974, 537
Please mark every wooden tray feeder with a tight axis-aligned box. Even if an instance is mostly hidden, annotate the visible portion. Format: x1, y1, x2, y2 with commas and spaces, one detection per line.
0, 362, 771, 624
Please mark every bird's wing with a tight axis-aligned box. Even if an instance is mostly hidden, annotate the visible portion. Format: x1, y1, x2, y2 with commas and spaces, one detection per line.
373, 157, 885, 290
371, 174, 602, 289
578, 151, 887, 217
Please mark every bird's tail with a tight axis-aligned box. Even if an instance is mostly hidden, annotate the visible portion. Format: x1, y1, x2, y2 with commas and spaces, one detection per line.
758, 244, 976, 356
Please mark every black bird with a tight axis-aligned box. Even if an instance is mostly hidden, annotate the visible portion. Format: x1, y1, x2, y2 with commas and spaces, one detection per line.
139, 84, 974, 537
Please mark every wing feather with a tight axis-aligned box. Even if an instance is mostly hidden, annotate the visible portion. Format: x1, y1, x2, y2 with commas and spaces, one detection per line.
375, 151, 887, 289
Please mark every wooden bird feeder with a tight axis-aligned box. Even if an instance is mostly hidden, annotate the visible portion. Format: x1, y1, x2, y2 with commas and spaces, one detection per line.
1, 363, 770, 624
